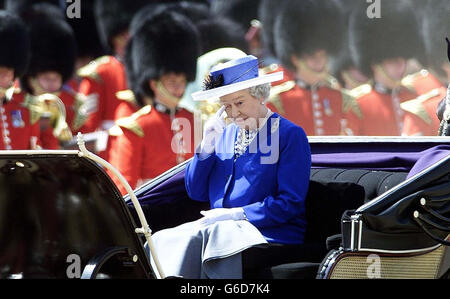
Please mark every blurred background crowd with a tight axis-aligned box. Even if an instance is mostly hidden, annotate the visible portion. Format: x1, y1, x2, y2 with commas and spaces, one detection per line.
0, 0, 448, 191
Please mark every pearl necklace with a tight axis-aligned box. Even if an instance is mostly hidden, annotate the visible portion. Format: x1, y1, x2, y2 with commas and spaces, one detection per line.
234, 108, 273, 161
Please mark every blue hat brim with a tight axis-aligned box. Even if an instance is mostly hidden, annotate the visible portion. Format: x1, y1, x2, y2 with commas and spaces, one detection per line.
191, 71, 283, 101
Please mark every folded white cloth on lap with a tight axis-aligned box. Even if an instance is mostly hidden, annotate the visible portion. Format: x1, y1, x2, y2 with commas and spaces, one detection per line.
145, 219, 268, 279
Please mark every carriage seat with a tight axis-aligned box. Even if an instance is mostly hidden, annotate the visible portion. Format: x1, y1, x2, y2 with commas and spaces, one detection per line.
310, 168, 408, 202
245, 168, 409, 279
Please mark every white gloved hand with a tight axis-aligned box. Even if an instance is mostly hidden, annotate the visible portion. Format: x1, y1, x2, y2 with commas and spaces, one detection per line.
198, 207, 246, 227
200, 106, 227, 154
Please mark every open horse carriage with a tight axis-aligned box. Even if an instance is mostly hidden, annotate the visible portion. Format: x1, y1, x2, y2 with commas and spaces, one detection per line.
0, 134, 448, 279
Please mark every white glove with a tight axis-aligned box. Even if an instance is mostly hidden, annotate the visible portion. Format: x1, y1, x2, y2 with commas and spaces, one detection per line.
200, 106, 226, 154
198, 207, 246, 227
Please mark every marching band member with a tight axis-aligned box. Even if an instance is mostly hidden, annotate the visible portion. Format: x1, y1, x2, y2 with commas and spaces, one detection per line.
345, 0, 423, 136
266, 0, 352, 136
0, 11, 40, 150
76, 0, 147, 157
19, 4, 76, 149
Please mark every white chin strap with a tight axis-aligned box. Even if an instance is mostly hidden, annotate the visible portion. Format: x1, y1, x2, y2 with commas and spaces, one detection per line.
156, 81, 181, 108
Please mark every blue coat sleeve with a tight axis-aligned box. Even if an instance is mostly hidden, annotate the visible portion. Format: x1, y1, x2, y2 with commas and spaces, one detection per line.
185, 151, 216, 202
242, 126, 311, 228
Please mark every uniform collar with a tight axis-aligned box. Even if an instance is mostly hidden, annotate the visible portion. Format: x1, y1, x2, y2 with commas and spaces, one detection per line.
296, 78, 327, 90
374, 82, 392, 94
154, 101, 180, 115
0, 86, 17, 104
374, 82, 407, 96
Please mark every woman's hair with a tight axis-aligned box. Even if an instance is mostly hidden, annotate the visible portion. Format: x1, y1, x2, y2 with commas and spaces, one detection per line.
249, 83, 271, 102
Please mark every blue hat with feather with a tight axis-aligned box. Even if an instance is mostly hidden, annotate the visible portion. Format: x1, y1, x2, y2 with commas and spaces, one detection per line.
191, 55, 283, 101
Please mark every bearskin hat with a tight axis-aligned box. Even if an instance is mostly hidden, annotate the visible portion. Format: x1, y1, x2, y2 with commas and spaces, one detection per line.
129, 1, 209, 38
197, 17, 248, 55
422, 0, 450, 77
125, 10, 200, 107
210, 0, 260, 30
348, 0, 425, 77
329, 0, 359, 80
5, 0, 64, 15
93, 0, 152, 53
258, 0, 286, 58
66, 0, 105, 60
0, 10, 29, 78
172, 1, 210, 23
274, 0, 345, 72
20, 4, 76, 93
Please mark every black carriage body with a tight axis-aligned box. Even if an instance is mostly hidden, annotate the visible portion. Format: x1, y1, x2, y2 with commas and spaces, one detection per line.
0, 151, 154, 279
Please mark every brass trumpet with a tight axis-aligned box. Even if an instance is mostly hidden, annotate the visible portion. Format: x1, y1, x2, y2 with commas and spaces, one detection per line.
24, 93, 73, 142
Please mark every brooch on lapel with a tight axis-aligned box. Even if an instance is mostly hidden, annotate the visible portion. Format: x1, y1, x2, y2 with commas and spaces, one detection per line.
11, 110, 25, 128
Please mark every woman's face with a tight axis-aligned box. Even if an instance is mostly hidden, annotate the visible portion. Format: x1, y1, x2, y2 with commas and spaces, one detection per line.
219, 88, 265, 129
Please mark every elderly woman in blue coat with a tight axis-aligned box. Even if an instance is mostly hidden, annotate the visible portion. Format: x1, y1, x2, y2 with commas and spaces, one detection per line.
184, 55, 312, 272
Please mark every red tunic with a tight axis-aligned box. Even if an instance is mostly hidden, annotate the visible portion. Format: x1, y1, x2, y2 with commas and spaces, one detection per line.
115, 102, 137, 120
39, 124, 60, 149
0, 91, 41, 150
266, 70, 347, 136
59, 84, 92, 133
346, 87, 418, 136
265, 65, 350, 135
401, 87, 446, 136
402, 69, 444, 96
267, 84, 349, 135
104, 91, 140, 163
108, 105, 195, 195
78, 56, 127, 133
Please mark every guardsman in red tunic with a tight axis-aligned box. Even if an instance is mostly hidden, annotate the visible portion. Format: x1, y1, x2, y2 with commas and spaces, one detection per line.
401, 0, 449, 136
77, 0, 148, 158
63, 0, 106, 135
0, 11, 40, 150
18, 4, 76, 149
345, 0, 424, 136
77, 0, 148, 133
108, 10, 200, 195
265, 0, 354, 136
77, 55, 127, 134
112, 1, 213, 122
